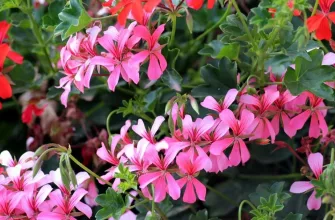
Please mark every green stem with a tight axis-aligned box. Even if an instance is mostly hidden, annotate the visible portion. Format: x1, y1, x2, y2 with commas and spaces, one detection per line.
128, 199, 149, 210
117, 86, 135, 96
231, 0, 255, 46
137, 113, 154, 123
205, 184, 238, 207
238, 200, 261, 220
238, 173, 302, 180
151, 184, 155, 214
194, 1, 232, 42
85, 101, 104, 117
92, 15, 117, 21
169, 14, 177, 48
331, 148, 335, 164
311, 0, 319, 16
69, 154, 114, 187
106, 110, 117, 137
25, 12, 56, 75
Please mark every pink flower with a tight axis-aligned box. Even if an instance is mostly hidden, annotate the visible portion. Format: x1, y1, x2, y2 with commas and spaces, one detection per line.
132, 116, 168, 152
21, 184, 53, 219
290, 92, 328, 138
124, 142, 151, 172
132, 24, 167, 80
57, 25, 101, 107
50, 169, 89, 195
37, 188, 92, 220
322, 52, 335, 88
290, 153, 323, 210
91, 22, 140, 91
201, 88, 238, 114
240, 86, 279, 143
269, 87, 297, 137
176, 153, 206, 203
167, 115, 215, 171
211, 109, 255, 166
0, 150, 35, 169
138, 150, 180, 202
0, 189, 24, 219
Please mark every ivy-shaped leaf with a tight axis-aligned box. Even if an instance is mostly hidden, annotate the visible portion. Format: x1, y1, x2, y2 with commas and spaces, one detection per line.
161, 68, 182, 92
95, 188, 127, 220
54, 0, 93, 40
199, 40, 240, 60
189, 209, 220, 220
0, 0, 22, 12
42, 0, 66, 32
114, 163, 138, 192
284, 49, 335, 101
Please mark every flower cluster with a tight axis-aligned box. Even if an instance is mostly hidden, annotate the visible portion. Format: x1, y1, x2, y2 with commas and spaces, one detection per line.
58, 21, 167, 107
97, 65, 331, 205
0, 150, 95, 219
0, 21, 23, 109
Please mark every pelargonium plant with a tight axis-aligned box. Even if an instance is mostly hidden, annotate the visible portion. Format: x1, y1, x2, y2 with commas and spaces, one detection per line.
2, 0, 335, 219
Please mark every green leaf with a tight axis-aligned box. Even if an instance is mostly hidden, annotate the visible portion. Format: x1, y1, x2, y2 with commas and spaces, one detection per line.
284, 49, 335, 101
114, 163, 137, 192
10, 12, 30, 28
161, 68, 182, 92
199, 40, 240, 60
42, 0, 66, 32
95, 188, 127, 220
55, 0, 92, 40
189, 209, 220, 220
0, 0, 22, 11
9, 61, 35, 87
284, 213, 303, 220
59, 154, 71, 191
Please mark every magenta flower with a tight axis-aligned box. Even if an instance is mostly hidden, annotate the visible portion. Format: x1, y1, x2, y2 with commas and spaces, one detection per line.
240, 86, 279, 143
0, 189, 24, 219
290, 153, 323, 210
132, 116, 168, 152
211, 109, 255, 166
201, 88, 238, 114
21, 184, 53, 219
138, 150, 180, 202
37, 188, 92, 220
124, 142, 151, 172
132, 24, 167, 80
290, 92, 328, 138
176, 153, 207, 203
269, 86, 297, 137
0, 150, 35, 169
57, 25, 101, 107
91, 22, 140, 91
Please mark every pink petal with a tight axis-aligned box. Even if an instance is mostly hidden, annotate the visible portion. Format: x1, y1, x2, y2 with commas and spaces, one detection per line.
183, 181, 196, 203
108, 65, 121, 91
289, 181, 314, 193
69, 188, 88, 210
322, 52, 335, 65
153, 176, 167, 202
229, 141, 241, 166
37, 212, 66, 220
309, 113, 320, 138
155, 52, 167, 74
139, 172, 161, 188
239, 109, 255, 135
75, 201, 92, 218
219, 109, 237, 130
166, 173, 180, 200
192, 178, 206, 201
316, 111, 328, 137
290, 110, 311, 131
133, 25, 151, 43
307, 190, 322, 210
238, 139, 250, 165
271, 113, 280, 136
148, 54, 162, 80
308, 153, 323, 179
132, 50, 150, 64
152, 24, 165, 44
201, 96, 221, 112
240, 94, 260, 106
264, 118, 276, 143
210, 138, 234, 155
281, 112, 296, 138
150, 116, 165, 137
223, 89, 238, 109
132, 119, 147, 138
36, 185, 53, 206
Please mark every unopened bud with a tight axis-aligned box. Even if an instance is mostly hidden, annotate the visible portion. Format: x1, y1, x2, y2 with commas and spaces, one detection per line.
322, 164, 335, 195
247, 87, 257, 95
188, 95, 199, 114
254, 138, 270, 145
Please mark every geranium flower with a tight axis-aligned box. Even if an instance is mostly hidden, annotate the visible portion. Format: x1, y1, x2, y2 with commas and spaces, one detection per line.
132, 24, 167, 80
21, 101, 46, 124
186, 0, 215, 10
176, 153, 206, 203
201, 88, 238, 115
290, 153, 323, 210
307, 0, 335, 40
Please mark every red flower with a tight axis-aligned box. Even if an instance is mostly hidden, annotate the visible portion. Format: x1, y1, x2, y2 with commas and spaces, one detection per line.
186, 0, 215, 10
307, 0, 335, 40
21, 102, 46, 124
0, 21, 24, 108
103, 0, 159, 26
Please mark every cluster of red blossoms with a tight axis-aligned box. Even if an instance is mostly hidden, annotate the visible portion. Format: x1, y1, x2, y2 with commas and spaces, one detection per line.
0, 21, 23, 109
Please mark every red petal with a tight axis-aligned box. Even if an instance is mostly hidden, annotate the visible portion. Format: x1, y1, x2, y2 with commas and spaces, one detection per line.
307, 14, 325, 32
0, 21, 10, 43
131, 0, 144, 24
144, 0, 160, 12
117, 4, 132, 25
207, 0, 215, 9
0, 44, 10, 69
327, 12, 335, 24
7, 50, 23, 64
0, 74, 12, 99
315, 17, 332, 40
186, 0, 204, 10
22, 105, 33, 124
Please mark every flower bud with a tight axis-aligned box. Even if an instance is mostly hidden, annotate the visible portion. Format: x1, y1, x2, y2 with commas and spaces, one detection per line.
247, 87, 257, 95
254, 138, 270, 145
321, 164, 335, 195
